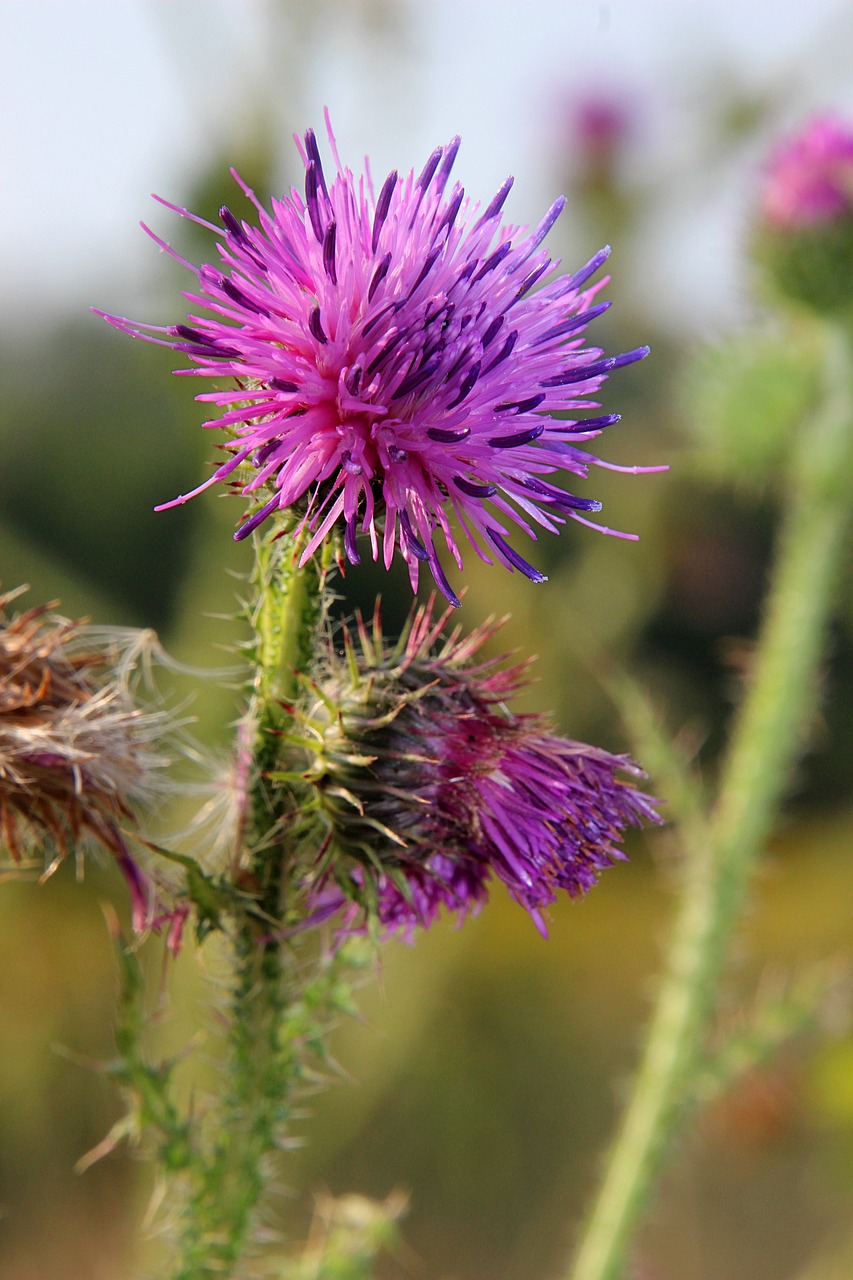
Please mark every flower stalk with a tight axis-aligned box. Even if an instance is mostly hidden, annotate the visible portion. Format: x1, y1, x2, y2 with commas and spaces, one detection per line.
172, 531, 336, 1280
569, 321, 853, 1280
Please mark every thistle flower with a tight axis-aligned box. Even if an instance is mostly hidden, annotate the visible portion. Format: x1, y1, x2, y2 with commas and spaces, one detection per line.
761, 115, 853, 230
99, 116, 659, 606
283, 600, 660, 937
0, 588, 170, 930
755, 115, 853, 316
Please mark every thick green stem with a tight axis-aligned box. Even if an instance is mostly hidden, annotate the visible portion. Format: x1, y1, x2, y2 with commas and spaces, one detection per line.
173, 533, 331, 1280
569, 325, 853, 1280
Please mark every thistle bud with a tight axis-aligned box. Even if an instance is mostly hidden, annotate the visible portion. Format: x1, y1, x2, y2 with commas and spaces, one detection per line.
284, 600, 659, 938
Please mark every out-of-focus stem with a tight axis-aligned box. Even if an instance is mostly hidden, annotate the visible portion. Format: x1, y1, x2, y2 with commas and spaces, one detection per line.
569, 325, 853, 1280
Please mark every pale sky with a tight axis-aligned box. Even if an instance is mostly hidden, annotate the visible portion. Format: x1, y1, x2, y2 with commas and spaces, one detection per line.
3, 0, 853, 325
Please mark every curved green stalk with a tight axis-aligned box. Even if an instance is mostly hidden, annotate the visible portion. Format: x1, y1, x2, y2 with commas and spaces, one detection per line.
569, 323, 853, 1280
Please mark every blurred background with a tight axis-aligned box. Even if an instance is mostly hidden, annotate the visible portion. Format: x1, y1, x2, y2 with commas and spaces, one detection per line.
3, 2, 853, 1278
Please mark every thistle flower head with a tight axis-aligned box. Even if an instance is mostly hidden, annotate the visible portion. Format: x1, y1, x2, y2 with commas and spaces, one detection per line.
99, 115, 658, 606
0, 588, 171, 928
755, 115, 853, 316
761, 115, 853, 229
283, 600, 660, 937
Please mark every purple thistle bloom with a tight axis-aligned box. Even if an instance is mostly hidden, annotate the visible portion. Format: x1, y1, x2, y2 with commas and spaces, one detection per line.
761, 114, 853, 230
98, 115, 660, 606
286, 599, 660, 937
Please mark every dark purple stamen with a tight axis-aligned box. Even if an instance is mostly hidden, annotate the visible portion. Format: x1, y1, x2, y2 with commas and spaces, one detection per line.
418, 328, 448, 367
234, 493, 281, 541
417, 148, 443, 191
400, 510, 429, 560
388, 445, 408, 463
425, 297, 453, 327
345, 517, 360, 564
475, 176, 514, 227
172, 325, 239, 358
494, 394, 546, 415
549, 413, 621, 433
446, 360, 481, 409
173, 323, 208, 345
486, 530, 547, 582
488, 424, 545, 448
522, 197, 566, 259
434, 138, 462, 195
454, 475, 497, 498
427, 425, 472, 443
361, 301, 397, 339
408, 246, 442, 296
345, 365, 363, 395
523, 476, 602, 512
542, 347, 648, 388
428, 547, 461, 608
481, 329, 518, 374
569, 246, 611, 290
219, 206, 245, 240
322, 220, 337, 284
438, 187, 465, 235
451, 259, 478, 291
305, 162, 325, 242
481, 314, 505, 348
372, 171, 398, 252
342, 451, 363, 476
473, 242, 512, 282
270, 377, 299, 393
175, 343, 236, 359
366, 328, 407, 376
368, 253, 392, 302
534, 301, 611, 345
395, 357, 442, 399
309, 306, 328, 344
221, 277, 268, 315
253, 440, 280, 468
303, 129, 329, 199
512, 260, 551, 304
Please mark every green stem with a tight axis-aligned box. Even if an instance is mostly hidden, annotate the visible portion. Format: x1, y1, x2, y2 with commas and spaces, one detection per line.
173, 533, 331, 1280
569, 324, 853, 1280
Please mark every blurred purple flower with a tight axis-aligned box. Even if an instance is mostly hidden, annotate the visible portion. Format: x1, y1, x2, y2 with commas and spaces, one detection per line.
573, 94, 634, 165
290, 600, 660, 938
761, 114, 853, 229
99, 116, 659, 606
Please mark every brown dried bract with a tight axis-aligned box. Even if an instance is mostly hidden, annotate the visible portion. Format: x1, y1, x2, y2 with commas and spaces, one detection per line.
0, 589, 158, 864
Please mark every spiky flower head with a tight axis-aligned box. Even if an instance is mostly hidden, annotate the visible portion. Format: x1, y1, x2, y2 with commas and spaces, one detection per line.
0, 588, 170, 929
99, 115, 658, 607
281, 600, 659, 937
756, 114, 853, 316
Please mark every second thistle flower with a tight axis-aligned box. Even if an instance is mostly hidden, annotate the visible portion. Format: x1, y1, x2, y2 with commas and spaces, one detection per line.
282, 601, 660, 938
100, 116, 658, 605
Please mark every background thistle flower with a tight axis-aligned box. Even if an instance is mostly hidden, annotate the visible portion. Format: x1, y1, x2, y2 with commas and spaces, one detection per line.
755, 114, 853, 316
282, 600, 660, 937
0, 588, 170, 929
99, 115, 660, 606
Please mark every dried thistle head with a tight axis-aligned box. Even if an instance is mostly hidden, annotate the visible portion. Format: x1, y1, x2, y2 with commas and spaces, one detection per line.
0, 588, 171, 922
